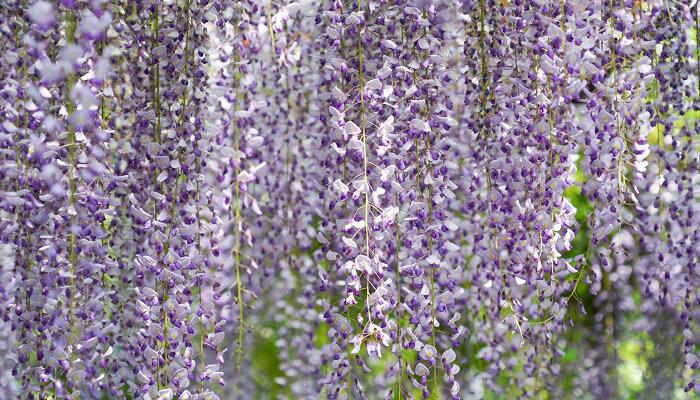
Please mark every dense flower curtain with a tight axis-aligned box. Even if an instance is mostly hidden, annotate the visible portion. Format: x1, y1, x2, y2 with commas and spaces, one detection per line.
0, 0, 697, 399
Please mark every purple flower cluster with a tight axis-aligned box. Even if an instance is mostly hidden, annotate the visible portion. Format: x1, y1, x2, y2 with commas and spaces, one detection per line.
0, 0, 697, 399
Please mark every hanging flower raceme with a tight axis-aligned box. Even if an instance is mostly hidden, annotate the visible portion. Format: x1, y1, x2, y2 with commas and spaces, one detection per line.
0, 2, 38, 398
628, 1, 699, 394
0, 0, 120, 397
207, 2, 272, 393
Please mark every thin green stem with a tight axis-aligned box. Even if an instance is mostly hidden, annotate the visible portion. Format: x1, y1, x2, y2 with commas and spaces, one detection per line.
353, 1, 370, 396
420, 10, 439, 396
16, 7, 32, 385
357, 1, 370, 263
194, 24, 205, 388
233, 0, 245, 374
153, 5, 161, 145
267, 0, 275, 61
65, 8, 78, 359
151, 4, 164, 389
478, 0, 488, 137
